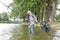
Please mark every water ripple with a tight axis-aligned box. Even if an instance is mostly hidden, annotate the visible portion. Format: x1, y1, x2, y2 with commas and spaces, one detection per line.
0, 23, 20, 40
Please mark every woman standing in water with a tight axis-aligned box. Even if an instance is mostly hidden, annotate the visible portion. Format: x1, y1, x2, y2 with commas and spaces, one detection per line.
27, 10, 37, 34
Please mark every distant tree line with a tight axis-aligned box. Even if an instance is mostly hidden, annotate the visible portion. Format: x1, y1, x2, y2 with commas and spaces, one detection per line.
0, 12, 9, 21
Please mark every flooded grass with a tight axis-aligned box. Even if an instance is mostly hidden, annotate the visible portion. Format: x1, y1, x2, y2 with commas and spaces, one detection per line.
10, 25, 54, 40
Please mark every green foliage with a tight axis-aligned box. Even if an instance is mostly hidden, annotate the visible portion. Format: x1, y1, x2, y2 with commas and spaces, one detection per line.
10, 0, 48, 18
10, 0, 58, 22
0, 12, 9, 21
56, 14, 60, 21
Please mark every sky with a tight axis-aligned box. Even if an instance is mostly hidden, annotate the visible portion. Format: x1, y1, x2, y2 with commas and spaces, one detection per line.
0, 0, 13, 13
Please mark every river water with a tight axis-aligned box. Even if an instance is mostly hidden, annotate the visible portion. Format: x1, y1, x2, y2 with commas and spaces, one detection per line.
0, 23, 20, 40
53, 30, 60, 40
0, 23, 59, 40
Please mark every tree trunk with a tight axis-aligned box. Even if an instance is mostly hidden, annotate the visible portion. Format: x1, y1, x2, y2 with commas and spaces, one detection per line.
45, 0, 51, 22
37, 1, 40, 22
37, 7, 40, 22
51, 0, 56, 22
23, 17, 25, 22
43, 7, 46, 21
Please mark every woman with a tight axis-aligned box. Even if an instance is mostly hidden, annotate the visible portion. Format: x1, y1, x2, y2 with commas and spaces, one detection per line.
27, 10, 37, 34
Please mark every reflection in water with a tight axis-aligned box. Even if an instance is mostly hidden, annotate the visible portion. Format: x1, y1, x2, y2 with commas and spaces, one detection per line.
0, 23, 20, 40
29, 33, 34, 40
9, 25, 23, 40
53, 30, 60, 40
